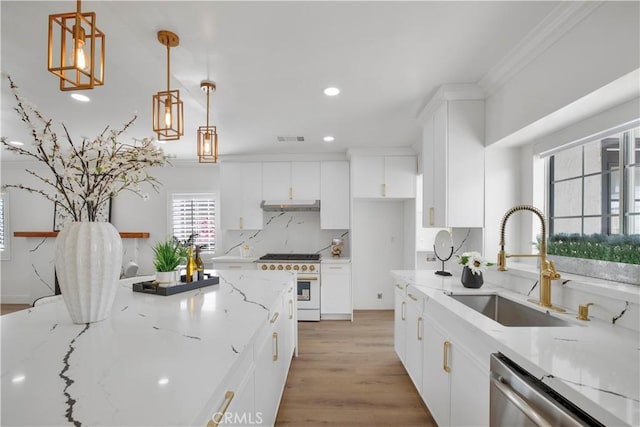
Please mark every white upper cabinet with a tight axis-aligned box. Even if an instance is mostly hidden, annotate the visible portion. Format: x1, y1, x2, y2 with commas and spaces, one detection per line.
422, 94, 484, 228
320, 161, 350, 229
352, 155, 416, 199
220, 162, 263, 230
262, 161, 320, 201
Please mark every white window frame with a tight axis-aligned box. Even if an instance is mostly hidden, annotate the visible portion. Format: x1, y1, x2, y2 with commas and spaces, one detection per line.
168, 192, 217, 254
1, 191, 11, 261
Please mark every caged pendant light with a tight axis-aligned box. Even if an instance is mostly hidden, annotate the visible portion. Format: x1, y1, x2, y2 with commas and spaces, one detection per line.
197, 81, 218, 163
152, 30, 184, 141
48, 0, 105, 91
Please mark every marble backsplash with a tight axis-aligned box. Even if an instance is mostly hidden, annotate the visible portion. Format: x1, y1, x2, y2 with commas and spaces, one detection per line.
219, 211, 349, 259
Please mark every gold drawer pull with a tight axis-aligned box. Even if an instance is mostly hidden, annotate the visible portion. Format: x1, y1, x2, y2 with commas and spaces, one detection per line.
429, 207, 434, 226
228, 265, 242, 269
401, 301, 406, 321
289, 299, 294, 319
408, 293, 418, 302
207, 391, 235, 427
239, 217, 244, 229
417, 317, 423, 341
270, 312, 280, 324
329, 266, 342, 269
383, 183, 387, 197
289, 187, 293, 200
273, 332, 279, 361
443, 341, 451, 373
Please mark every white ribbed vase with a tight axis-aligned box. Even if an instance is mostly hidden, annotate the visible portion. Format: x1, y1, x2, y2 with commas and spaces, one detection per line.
55, 222, 123, 324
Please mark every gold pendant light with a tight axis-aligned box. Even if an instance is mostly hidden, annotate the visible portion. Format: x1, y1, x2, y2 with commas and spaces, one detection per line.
47, 0, 105, 91
197, 81, 218, 163
153, 30, 184, 141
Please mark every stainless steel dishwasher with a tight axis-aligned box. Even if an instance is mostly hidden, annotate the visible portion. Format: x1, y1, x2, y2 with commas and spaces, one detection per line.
490, 353, 604, 427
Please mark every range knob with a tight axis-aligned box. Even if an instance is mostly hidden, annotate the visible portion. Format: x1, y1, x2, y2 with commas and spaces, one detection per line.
301, 265, 307, 271
261, 265, 268, 270
293, 265, 299, 271
269, 265, 276, 270
285, 265, 292, 271
277, 265, 283, 270
309, 265, 316, 272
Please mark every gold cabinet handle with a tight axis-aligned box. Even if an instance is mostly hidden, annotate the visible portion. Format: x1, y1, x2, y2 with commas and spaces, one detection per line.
417, 317, 423, 341
270, 312, 280, 324
239, 217, 244, 229
395, 284, 403, 290
228, 265, 242, 269
408, 293, 418, 302
382, 183, 387, 197
289, 187, 293, 200
328, 266, 342, 270
273, 332, 279, 361
443, 341, 451, 373
289, 299, 294, 319
429, 207, 434, 226
401, 301, 406, 321
207, 391, 235, 427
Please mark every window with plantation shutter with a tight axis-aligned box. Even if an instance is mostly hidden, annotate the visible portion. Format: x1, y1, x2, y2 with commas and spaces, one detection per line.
170, 193, 216, 252
0, 192, 10, 260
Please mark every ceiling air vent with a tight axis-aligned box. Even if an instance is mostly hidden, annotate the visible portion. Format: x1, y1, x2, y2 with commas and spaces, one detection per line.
276, 136, 305, 143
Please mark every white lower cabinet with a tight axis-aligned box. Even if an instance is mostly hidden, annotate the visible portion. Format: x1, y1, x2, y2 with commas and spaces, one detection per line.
404, 290, 424, 394
320, 263, 352, 320
393, 283, 407, 362
421, 312, 489, 427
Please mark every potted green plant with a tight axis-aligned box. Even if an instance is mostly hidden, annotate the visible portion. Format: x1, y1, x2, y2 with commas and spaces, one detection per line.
152, 238, 185, 286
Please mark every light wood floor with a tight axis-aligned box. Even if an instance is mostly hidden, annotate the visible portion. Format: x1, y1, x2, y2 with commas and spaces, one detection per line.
276, 310, 436, 426
0, 304, 30, 315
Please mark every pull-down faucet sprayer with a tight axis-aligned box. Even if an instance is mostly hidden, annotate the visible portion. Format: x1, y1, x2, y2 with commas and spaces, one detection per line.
497, 205, 565, 313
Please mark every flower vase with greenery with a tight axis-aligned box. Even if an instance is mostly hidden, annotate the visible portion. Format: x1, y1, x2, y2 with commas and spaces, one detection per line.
1, 75, 169, 323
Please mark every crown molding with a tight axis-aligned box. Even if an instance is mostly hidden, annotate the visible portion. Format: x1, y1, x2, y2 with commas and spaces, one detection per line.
416, 83, 485, 123
346, 147, 417, 159
479, 1, 604, 97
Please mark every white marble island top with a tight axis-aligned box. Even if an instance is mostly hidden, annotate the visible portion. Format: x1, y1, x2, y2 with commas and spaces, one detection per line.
392, 270, 640, 427
1, 270, 295, 426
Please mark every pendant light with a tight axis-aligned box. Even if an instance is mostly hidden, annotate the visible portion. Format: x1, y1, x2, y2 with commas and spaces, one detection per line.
48, 0, 105, 91
197, 81, 218, 163
152, 30, 184, 141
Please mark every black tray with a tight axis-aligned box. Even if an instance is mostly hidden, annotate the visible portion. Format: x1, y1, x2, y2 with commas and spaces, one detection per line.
132, 276, 219, 296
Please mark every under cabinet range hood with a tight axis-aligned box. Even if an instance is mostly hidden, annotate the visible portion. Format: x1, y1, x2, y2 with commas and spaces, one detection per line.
260, 200, 320, 212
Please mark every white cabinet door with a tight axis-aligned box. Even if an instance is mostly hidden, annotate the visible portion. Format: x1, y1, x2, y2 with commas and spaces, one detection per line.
449, 341, 490, 427
320, 263, 352, 318
394, 283, 407, 363
221, 163, 263, 230
291, 161, 320, 200
385, 156, 416, 198
217, 369, 255, 427
405, 291, 424, 394
320, 161, 350, 229
352, 156, 385, 198
422, 99, 484, 228
421, 316, 451, 427
262, 162, 291, 200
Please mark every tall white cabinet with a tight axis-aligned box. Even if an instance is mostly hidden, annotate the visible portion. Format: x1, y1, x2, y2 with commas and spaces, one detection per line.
421, 85, 485, 228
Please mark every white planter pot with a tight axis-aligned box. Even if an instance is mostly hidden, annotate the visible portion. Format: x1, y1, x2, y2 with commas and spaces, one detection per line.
55, 222, 123, 324
155, 270, 179, 286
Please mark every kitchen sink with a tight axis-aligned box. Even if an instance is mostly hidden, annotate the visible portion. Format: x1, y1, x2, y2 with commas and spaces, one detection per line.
448, 294, 571, 327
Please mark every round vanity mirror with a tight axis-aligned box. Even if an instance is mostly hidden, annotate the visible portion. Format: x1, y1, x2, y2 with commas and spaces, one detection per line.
433, 229, 454, 276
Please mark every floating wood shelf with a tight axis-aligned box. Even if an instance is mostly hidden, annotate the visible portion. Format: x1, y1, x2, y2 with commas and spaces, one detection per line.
14, 231, 150, 239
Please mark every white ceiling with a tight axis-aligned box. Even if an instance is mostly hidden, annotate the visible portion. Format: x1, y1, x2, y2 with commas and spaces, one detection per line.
1, 1, 560, 162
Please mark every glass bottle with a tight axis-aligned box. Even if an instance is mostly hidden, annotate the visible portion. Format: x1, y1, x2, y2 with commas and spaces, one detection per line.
195, 246, 205, 281
185, 246, 196, 283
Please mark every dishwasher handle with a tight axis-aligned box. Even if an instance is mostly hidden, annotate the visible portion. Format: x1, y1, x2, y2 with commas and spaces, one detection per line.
491, 375, 554, 427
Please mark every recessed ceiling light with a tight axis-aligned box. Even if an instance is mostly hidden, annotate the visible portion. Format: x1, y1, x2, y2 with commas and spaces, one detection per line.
323, 87, 340, 96
157, 378, 169, 386
70, 93, 90, 102
8, 140, 24, 146
323, 136, 335, 142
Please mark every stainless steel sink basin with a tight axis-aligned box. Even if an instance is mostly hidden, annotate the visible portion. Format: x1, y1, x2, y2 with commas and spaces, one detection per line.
449, 294, 571, 327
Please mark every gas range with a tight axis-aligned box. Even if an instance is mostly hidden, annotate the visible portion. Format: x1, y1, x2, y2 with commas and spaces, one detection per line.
258, 253, 320, 273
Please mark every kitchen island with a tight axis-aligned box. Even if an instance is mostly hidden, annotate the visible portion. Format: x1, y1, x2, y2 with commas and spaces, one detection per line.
1, 270, 297, 426
392, 270, 639, 427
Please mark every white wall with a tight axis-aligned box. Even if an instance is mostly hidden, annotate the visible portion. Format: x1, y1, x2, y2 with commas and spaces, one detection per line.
352, 200, 405, 310
485, 1, 640, 146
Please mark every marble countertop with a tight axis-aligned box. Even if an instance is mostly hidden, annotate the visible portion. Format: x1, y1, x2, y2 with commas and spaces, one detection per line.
1, 270, 295, 426
391, 270, 640, 427
210, 255, 260, 263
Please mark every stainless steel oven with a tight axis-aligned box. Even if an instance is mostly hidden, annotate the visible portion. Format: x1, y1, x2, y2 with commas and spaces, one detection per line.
257, 254, 321, 321
490, 353, 604, 427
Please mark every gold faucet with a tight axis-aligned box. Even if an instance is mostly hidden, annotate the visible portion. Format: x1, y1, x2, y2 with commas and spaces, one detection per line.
497, 205, 565, 313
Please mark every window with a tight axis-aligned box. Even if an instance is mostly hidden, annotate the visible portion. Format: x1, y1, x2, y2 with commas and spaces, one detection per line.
170, 193, 216, 252
1, 192, 10, 260
548, 127, 640, 236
